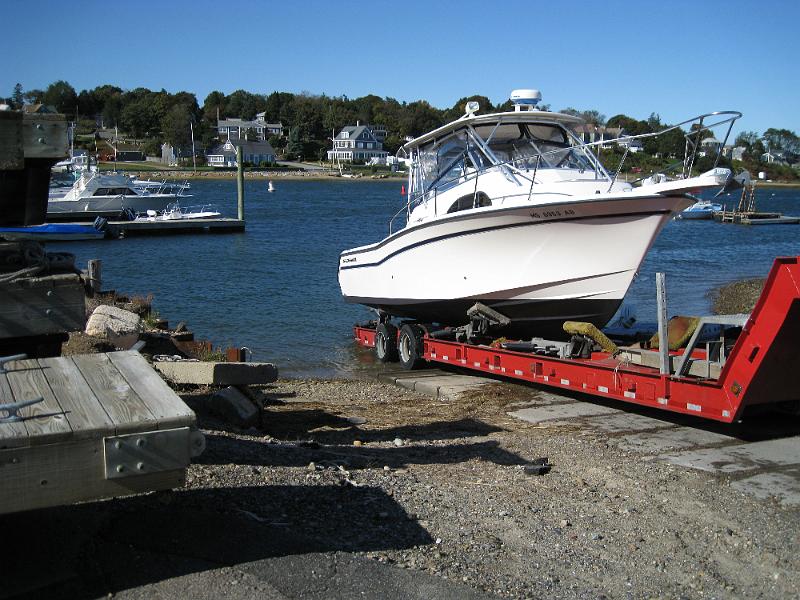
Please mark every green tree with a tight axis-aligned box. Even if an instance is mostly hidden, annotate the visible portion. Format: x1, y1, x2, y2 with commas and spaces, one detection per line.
202, 90, 226, 123
161, 104, 192, 147
120, 97, 158, 138
23, 89, 43, 104
42, 80, 77, 113
286, 126, 304, 159
11, 83, 23, 109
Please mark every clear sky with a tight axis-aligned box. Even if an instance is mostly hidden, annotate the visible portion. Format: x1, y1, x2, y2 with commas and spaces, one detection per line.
3, 0, 798, 137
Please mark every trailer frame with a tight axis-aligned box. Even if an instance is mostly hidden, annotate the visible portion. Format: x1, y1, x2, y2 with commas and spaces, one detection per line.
353, 257, 800, 424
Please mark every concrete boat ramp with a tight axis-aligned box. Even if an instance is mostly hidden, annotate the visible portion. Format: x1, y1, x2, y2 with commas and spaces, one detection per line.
380, 368, 800, 507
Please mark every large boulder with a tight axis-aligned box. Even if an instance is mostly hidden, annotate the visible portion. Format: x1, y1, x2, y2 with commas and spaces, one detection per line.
85, 304, 144, 338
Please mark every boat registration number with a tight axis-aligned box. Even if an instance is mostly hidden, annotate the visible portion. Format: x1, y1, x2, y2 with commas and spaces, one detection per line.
530, 208, 576, 220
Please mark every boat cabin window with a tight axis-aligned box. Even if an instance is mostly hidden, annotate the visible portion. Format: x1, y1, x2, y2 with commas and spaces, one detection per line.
93, 187, 136, 196
447, 192, 492, 214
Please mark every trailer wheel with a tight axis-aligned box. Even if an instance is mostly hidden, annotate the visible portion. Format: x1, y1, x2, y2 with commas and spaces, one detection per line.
375, 322, 398, 362
398, 324, 424, 370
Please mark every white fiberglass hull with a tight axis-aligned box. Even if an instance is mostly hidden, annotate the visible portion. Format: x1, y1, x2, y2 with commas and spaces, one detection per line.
339, 194, 691, 338
46, 194, 179, 221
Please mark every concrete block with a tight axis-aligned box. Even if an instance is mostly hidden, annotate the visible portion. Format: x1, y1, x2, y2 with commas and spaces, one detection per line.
154, 361, 278, 386
659, 436, 800, 473
578, 412, 676, 434
510, 402, 619, 425
731, 469, 800, 507
613, 427, 736, 454
211, 386, 259, 428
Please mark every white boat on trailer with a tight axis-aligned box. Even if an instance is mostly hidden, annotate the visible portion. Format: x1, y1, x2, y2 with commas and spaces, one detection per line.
338, 89, 743, 340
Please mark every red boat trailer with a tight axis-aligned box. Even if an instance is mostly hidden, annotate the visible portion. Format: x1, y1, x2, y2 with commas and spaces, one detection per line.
353, 257, 800, 424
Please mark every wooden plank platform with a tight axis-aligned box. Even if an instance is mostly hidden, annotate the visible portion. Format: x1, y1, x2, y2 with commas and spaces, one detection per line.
0, 351, 200, 515
108, 217, 245, 237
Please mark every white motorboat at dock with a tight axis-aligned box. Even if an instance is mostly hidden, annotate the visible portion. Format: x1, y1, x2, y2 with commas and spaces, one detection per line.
339, 89, 743, 339
47, 171, 191, 221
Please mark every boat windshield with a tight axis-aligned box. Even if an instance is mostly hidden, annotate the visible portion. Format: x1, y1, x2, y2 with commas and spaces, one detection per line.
413, 130, 491, 195
472, 122, 595, 171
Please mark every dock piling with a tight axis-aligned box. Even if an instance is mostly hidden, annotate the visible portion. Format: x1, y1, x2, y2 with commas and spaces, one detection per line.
236, 146, 244, 221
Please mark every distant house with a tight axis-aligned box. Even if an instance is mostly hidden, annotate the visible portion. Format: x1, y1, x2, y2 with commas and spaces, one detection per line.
206, 138, 277, 167
761, 150, 790, 165
217, 113, 283, 142
328, 122, 389, 163
572, 125, 623, 148
616, 134, 644, 153
22, 103, 57, 114
722, 145, 746, 161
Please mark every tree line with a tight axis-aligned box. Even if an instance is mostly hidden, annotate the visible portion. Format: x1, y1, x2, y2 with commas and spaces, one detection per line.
5, 81, 798, 170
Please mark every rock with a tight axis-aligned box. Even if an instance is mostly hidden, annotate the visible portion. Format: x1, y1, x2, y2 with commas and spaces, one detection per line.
393, 437, 404, 447
210, 386, 260, 428
85, 305, 143, 337
353, 440, 363, 447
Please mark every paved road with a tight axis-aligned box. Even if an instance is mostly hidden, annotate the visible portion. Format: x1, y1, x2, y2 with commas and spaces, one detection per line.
2, 500, 493, 600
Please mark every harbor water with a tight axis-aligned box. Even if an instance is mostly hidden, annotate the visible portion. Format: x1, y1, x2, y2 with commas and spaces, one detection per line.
51, 179, 800, 378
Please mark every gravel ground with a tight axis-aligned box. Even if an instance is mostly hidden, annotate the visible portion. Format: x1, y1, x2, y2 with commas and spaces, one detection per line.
709, 278, 766, 315
172, 377, 799, 599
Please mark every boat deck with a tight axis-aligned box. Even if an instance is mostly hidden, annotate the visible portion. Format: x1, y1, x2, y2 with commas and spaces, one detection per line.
0, 350, 202, 515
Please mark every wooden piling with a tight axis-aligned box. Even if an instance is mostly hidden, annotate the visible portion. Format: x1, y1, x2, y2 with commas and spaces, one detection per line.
88, 259, 101, 297
236, 146, 244, 221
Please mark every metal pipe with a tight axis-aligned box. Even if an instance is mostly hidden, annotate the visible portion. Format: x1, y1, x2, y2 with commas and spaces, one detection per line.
656, 273, 670, 375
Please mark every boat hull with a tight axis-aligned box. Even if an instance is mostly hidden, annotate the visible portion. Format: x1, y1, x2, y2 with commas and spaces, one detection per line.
339, 194, 690, 338
47, 195, 179, 222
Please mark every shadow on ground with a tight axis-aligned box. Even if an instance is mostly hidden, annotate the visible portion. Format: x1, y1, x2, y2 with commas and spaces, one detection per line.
1, 483, 433, 600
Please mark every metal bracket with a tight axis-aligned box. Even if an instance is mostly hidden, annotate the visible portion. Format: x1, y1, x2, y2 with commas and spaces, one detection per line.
0, 354, 27, 375
673, 314, 750, 378
0, 396, 44, 423
104, 427, 204, 479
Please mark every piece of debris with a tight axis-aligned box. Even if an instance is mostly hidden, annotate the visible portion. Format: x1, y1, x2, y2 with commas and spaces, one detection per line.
347, 416, 367, 425
210, 386, 260, 428
393, 437, 404, 447
524, 457, 551, 476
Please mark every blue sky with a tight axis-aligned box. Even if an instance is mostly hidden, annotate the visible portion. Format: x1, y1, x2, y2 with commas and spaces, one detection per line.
3, 0, 798, 137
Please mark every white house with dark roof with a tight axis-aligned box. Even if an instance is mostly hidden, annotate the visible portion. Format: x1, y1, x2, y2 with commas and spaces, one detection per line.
327, 122, 388, 163
217, 113, 283, 142
206, 138, 277, 167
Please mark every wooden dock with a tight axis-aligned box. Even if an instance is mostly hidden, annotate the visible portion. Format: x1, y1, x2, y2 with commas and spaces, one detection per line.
107, 217, 245, 237
0, 350, 204, 515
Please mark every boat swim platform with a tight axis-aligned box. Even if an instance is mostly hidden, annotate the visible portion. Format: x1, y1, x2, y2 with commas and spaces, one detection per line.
107, 217, 245, 237
0, 350, 205, 515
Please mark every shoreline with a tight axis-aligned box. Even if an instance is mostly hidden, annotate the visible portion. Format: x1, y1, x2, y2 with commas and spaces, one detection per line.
110, 169, 800, 187
111, 169, 406, 182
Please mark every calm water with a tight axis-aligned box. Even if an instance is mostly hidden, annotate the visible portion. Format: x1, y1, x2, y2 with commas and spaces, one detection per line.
50, 180, 800, 378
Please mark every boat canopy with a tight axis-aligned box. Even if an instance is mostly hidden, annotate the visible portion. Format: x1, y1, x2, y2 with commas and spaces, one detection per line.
402, 110, 584, 150
408, 112, 604, 196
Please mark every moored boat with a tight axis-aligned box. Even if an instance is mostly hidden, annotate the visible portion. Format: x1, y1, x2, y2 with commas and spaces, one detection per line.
677, 199, 723, 220
338, 89, 743, 339
47, 171, 190, 221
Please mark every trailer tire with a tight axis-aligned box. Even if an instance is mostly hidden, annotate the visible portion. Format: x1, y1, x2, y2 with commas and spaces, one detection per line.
375, 322, 398, 362
398, 324, 424, 370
